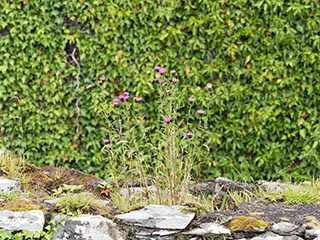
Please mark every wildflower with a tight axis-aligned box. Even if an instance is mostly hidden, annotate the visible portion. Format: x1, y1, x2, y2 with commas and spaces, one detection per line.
103, 138, 110, 144
113, 98, 120, 106
188, 98, 194, 103
187, 132, 194, 138
121, 92, 130, 100
87, 84, 92, 91
197, 109, 205, 115
123, 95, 130, 101
164, 117, 171, 123
159, 67, 165, 75
134, 97, 143, 102
99, 76, 106, 82
154, 77, 159, 83
154, 66, 161, 72
206, 83, 213, 90
170, 70, 176, 76
99, 76, 106, 85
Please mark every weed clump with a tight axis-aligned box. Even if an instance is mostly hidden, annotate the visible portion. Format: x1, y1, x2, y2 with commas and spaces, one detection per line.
101, 66, 211, 206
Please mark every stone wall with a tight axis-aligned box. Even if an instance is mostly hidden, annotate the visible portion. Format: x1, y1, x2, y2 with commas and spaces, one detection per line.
1, 176, 320, 239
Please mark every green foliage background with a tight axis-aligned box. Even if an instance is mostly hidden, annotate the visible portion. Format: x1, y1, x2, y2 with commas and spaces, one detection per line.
0, 0, 319, 181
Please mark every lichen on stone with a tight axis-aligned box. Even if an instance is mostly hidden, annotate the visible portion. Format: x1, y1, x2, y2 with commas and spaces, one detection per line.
229, 216, 268, 232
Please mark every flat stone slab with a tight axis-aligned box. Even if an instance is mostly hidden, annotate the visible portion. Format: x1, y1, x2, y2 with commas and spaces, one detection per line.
115, 204, 195, 230
271, 222, 302, 235
251, 231, 303, 240
0, 177, 22, 193
183, 222, 231, 236
260, 182, 300, 194
52, 215, 126, 240
0, 210, 44, 232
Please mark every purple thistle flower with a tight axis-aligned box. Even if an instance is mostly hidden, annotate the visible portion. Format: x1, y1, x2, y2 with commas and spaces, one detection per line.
123, 95, 130, 101
103, 138, 110, 144
197, 109, 205, 115
134, 97, 143, 103
87, 84, 92, 91
164, 117, 171, 123
119, 95, 125, 101
99, 76, 106, 82
170, 70, 176, 76
159, 68, 165, 75
188, 98, 194, 103
187, 132, 194, 138
113, 98, 120, 106
121, 92, 130, 100
206, 83, 213, 90
154, 66, 161, 72
154, 77, 159, 83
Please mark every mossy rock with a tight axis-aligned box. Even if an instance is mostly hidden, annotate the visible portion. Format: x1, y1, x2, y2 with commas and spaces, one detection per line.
230, 216, 268, 232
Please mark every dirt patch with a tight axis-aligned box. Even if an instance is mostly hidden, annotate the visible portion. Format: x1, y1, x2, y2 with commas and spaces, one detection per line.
19, 164, 104, 197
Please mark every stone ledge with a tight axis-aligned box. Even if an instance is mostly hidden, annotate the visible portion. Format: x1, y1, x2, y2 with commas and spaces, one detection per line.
0, 170, 319, 239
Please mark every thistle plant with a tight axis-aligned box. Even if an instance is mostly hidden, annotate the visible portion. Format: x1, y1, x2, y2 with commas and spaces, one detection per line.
101, 66, 210, 205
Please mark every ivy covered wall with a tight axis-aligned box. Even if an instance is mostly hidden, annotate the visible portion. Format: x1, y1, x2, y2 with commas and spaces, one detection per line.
0, 0, 319, 181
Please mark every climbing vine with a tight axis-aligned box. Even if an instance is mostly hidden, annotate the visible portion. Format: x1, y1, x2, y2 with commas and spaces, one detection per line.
0, 0, 319, 181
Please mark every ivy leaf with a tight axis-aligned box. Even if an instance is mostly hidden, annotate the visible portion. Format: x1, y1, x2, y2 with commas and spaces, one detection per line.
299, 129, 306, 139
245, 55, 251, 64
0, 65, 8, 73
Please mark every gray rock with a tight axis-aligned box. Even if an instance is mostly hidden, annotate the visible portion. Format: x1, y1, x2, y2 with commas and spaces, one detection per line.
136, 229, 179, 240
282, 236, 304, 240
183, 222, 231, 236
250, 231, 284, 240
251, 231, 303, 240
0, 177, 22, 193
305, 228, 320, 239
303, 216, 320, 239
271, 222, 303, 236
0, 210, 44, 232
188, 181, 215, 195
215, 177, 256, 192
115, 204, 195, 230
52, 215, 126, 240
119, 186, 158, 199
260, 182, 300, 194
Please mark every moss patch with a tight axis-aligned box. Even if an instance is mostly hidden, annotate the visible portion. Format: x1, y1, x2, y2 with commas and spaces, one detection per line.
230, 216, 268, 232
0, 197, 42, 211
